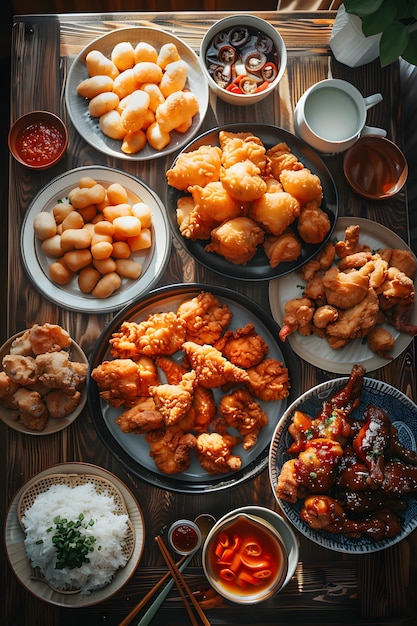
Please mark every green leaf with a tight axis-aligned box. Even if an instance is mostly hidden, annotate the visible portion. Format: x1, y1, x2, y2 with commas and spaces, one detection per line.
401, 29, 417, 64
379, 22, 410, 66
361, 3, 398, 36
344, 0, 385, 18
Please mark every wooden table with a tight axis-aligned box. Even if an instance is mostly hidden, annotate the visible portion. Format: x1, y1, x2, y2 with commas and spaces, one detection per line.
2, 10, 416, 626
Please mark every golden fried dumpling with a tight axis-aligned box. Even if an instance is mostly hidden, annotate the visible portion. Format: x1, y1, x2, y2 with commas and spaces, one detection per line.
166, 145, 222, 190
220, 161, 267, 202
219, 130, 268, 174
176, 195, 216, 240
189, 181, 242, 223
250, 185, 300, 236
267, 142, 304, 178
206, 217, 265, 265
297, 201, 331, 244
280, 167, 323, 205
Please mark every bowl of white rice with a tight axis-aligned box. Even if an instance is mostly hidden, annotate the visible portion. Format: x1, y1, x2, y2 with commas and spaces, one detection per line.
5, 463, 145, 607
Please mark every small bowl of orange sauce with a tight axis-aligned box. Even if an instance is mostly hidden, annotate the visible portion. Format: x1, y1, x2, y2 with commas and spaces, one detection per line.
8, 111, 68, 170
202, 510, 289, 604
343, 136, 408, 200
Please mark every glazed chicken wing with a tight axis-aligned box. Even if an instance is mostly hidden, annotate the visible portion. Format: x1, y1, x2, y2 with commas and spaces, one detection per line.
182, 341, 249, 389
219, 388, 268, 450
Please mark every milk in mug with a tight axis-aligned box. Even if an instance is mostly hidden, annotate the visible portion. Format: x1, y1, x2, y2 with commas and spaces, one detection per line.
304, 87, 360, 141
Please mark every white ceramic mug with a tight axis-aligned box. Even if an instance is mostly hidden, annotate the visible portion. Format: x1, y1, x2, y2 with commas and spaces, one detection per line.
294, 79, 386, 154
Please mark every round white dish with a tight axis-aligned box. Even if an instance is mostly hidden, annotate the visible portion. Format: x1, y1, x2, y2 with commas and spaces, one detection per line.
4, 462, 145, 607
20, 166, 171, 314
269, 217, 417, 374
269, 377, 417, 553
65, 26, 209, 161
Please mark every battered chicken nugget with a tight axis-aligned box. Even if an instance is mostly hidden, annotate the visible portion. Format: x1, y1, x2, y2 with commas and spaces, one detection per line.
378, 248, 417, 279
278, 297, 315, 341
219, 388, 268, 450
8, 330, 32, 356
91, 357, 159, 407
280, 167, 323, 205
149, 370, 197, 426
213, 323, 269, 368
335, 224, 370, 259
155, 355, 188, 384
325, 289, 380, 348
195, 432, 241, 474
189, 181, 242, 223
297, 201, 331, 244
12, 387, 48, 431
44, 390, 82, 418
245, 358, 290, 402
2, 354, 37, 386
176, 196, 217, 241
177, 291, 232, 345
115, 397, 164, 433
35, 351, 86, 396
166, 145, 222, 190
146, 426, 197, 474
220, 161, 267, 202
189, 385, 217, 433
322, 266, 369, 310
109, 313, 187, 358
367, 326, 395, 359
206, 217, 265, 265
219, 131, 268, 174
300, 241, 336, 281
0, 371, 20, 406
267, 142, 304, 177
263, 232, 302, 268
182, 341, 249, 389
28, 323, 72, 355
250, 183, 300, 236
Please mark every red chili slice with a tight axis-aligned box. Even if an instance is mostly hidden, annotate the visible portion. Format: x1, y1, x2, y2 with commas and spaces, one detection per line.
238, 76, 258, 94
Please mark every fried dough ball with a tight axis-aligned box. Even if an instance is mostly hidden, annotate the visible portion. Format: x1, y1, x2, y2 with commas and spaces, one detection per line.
297, 201, 331, 244
182, 341, 249, 389
245, 358, 290, 402
280, 167, 323, 205
195, 432, 241, 474
263, 232, 302, 268
219, 388, 268, 450
109, 313, 187, 359
213, 323, 269, 368
250, 181, 300, 236
177, 291, 232, 345
220, 161, 267, 202
166, 145, 222, 190
205, 217, 265, 265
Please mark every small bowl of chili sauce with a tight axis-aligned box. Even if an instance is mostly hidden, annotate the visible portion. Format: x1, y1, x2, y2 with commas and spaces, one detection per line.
168, 519, 202, 555
8, 111, 68, 170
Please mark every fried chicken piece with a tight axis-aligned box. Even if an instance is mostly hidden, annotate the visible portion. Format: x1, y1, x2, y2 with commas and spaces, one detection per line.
28, 323, 72, 355
245, 357, 290, 402
219, 388, 268, 450
182, 341, 249, 389
325, 288, 379, 349
297, 201, 331, 244
115, 397, 164, 433
149, 371, 197, 426
267, 142, 304, 177
189, 181, 243, 223
213, 323, 269, 368
278, 297, 315, 341
219, 130, 268, 174
177, 291, 232, 345
300, 241, 336, 281
189, 384, 217, 433
146, 426, 197, 474
176, 195, 217, 241
8, 330, 32, 356
220, 161, 267, 202
335, 224, 370, 258
109, 313, 187, 359
322, 266, 369, 309
206, 217, 265, 265
166, 145, 222, 190
44, 390, 82, 418
35, 351, 86, 395
367, 326, 395, 359
155, 356, 188, 384
280, 167, 323, 206
2, 354, 37, 386
379, 248, 417, 279
263, 231, 302, 268
313, 304, 338, 329
195, 432, 241, 474
0, 371, 20, 407
250, 179, 300, 237
91, 358, 157, 407
304, 271, 326, 306
379, 266, 415, 308
12, 387, 48, 431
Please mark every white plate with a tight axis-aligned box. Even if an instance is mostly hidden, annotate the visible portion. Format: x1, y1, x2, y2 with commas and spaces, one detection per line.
269, 217, 417, 373
269, 377, 417, 553
0, 332, 87, 435
21, 166, 171, 314
65, 26, 209, 161
4, 462, 145, 607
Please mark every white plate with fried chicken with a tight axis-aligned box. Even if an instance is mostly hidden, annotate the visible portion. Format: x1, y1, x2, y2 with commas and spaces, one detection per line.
166, 123, 338, 280
87, 283, 299, 493
269, 217, 417, 374
0, 324, 88, 434
269, 365, 417, 553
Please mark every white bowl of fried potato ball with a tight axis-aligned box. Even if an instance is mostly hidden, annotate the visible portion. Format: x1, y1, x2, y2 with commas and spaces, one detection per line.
20, 165, 171, 314
65, 26, 209, 160
200, 15, 287, 106
0, 323, 88, 434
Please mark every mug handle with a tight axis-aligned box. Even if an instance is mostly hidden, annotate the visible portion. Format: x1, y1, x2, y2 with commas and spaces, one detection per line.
361, 125, 387, 137
363, 93, 383, 110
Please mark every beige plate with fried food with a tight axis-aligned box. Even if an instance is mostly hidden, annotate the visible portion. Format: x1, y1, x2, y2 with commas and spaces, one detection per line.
0, 331, 88, 435
269, 217, 417, 374
5, 462, 145, 607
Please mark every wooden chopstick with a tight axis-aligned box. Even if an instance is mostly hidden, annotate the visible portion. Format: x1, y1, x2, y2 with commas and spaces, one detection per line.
155, 535, 211, 626
118, 554, 187, 626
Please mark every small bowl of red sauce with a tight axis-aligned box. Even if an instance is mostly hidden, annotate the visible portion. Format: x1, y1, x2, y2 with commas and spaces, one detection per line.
168, 519, 202, 555
343, 136, 408, 200
8, 111, 68, 170
202, 510, 289, 604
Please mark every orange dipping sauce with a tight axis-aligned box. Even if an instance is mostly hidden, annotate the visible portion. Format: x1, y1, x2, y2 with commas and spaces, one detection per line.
15, 121, 66, 166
